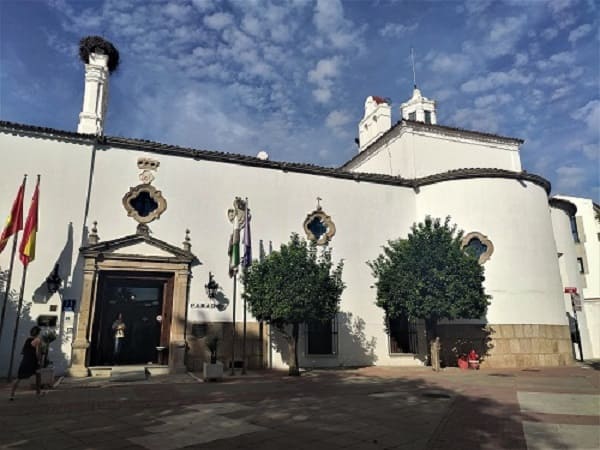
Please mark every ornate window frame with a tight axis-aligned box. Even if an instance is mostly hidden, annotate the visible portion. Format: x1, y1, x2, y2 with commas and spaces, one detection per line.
303, 205, 336, 245
122, 184, 167, 224
461, 231, 494, 264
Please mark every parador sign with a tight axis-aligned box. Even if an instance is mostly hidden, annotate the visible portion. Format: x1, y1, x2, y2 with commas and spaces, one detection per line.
190, 302, 219, 310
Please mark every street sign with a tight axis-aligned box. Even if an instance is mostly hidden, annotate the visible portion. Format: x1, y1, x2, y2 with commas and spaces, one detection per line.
564, 287, 577, 294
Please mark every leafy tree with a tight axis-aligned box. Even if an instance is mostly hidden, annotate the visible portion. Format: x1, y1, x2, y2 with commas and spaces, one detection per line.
243, 234, 344, 375
368, 216, 489, 362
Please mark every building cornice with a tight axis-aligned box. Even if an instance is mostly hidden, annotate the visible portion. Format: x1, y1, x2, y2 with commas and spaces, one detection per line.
0, 120, 549, 193
549, 198, 578, 217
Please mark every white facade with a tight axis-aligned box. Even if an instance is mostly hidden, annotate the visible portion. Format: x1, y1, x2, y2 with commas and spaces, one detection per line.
554, 196, 600, 358
0, 52, 583, 375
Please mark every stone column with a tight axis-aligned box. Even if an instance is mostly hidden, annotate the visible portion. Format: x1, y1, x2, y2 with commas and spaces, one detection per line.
169, 268, 189, 373
68, 261, 96, 377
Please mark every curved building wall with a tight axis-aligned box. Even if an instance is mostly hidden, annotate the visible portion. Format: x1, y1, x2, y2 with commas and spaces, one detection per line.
415, 178, 572, 367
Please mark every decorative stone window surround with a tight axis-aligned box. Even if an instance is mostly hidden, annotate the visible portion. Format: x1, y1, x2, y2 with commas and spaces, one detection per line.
461, 231, 494, 264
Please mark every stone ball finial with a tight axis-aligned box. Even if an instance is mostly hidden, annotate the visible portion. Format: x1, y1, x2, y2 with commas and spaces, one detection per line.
183, 229, 191, 252
79, 36, 120, 73
88, 220, 99, 245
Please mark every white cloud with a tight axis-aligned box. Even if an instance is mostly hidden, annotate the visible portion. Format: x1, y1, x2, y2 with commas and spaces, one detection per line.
568, 24, 593, 43
571, 100, 600, 130
550, 85, 572, 100
379, 22, 418, 38
514, 53, 529, 67
474, 93, 513, 108
203, 12, 234, 31
556, 166, 587, 190
164, 2, 193, 21
191, 0, 214, 12
428, 52, 472, 75
313, 88, 332, 104
326, 110, 352, 128
308, 57, 341, 85
541, 27, 559, 40
461, 69, 533, 93
536, 51, 576, 70
548, 0, 575, 14
464, 0, 493, 15
312, 0, 363, 50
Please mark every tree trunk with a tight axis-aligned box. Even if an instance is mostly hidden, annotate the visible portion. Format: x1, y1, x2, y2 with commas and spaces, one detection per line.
425, 318, 438, 366
288, 323, 300, 376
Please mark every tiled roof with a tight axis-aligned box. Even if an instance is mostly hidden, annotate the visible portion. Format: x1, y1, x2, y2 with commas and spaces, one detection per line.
549, 198, 577, 216
341, 119, 524, 170
0, 120, 549, 193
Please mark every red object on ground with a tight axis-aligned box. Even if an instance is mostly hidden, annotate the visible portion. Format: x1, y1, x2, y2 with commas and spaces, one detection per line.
458, 356, 469, 369
468, 350, 480, 370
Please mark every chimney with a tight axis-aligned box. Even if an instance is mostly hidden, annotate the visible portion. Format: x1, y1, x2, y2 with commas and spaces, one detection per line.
400, 87, 437, 125
77, 36, 119, 135
358, 96, 391, 152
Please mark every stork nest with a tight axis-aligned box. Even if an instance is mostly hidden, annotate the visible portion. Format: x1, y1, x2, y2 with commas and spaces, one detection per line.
79, 36, 120, 73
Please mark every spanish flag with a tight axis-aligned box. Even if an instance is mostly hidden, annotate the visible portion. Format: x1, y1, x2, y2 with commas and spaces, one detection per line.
0, 181, 25, 254
19, 177, 39, 266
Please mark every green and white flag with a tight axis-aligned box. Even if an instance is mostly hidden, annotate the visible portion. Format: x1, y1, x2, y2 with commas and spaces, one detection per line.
228, 214, 240, 277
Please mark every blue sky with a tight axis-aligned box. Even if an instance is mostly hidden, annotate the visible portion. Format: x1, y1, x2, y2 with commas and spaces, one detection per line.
1, 0, 598, 200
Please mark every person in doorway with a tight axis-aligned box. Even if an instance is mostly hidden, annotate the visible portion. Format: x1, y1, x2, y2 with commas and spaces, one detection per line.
112, 313, 126, 364
9, 326, 43, 400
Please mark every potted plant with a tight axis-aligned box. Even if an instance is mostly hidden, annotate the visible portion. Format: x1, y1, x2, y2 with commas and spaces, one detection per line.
203, 336, 223, 381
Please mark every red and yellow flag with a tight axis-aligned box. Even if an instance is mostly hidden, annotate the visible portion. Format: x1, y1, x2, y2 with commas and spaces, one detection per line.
19, 178, 39, 266
0, 182, 25, 254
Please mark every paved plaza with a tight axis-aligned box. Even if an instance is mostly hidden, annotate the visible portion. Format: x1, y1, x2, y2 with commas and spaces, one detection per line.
0, 364, 598, 449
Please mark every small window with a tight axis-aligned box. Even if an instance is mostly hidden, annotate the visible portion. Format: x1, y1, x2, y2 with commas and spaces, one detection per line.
577, 257, 585, 274
570, 216, 580, 243
465, 238, 488, 260
424, 110, 431, 124
408, 112, 416, 121
306, 318, 338, 355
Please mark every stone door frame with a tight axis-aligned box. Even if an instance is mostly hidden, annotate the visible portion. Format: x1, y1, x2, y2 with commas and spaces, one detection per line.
69, 233, 196, 377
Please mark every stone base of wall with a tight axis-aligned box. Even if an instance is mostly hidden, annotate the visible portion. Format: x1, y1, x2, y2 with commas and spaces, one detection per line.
437, 323, 574, 369
186, 322, 267, 371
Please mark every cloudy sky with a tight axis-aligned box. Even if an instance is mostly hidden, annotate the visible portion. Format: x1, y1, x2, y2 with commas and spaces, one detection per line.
1, 0, 598, 200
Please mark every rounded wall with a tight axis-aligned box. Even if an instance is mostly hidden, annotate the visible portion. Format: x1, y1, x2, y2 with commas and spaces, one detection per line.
416, 178, 572, 367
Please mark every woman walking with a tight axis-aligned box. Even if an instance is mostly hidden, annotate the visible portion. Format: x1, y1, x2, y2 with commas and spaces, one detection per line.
9, 326, 43, 400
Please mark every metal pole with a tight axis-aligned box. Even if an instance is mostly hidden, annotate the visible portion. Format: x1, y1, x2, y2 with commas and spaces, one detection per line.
0, 233, 19, 345
242, 271, 247, 375
7, 264, 28, 381
0, 174, 26, 346
230, 272, 237, 375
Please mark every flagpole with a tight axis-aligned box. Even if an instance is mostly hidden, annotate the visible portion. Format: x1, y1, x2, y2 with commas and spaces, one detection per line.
0, 234, 19, 345
0, 174, 26, 346
242, 198, 249, 375
230, 271, 237, 376
7, 264, 28, 381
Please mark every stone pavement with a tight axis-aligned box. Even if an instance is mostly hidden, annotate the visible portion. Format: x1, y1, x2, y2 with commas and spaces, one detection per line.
0, 364, 598, 449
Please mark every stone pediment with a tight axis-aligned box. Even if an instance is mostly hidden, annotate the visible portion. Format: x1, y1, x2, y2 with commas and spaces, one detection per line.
81, 233, 197, 264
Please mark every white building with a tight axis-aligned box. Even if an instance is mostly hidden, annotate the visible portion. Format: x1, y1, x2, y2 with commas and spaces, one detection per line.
554, 196, 600, 358
0, 41, 587, 376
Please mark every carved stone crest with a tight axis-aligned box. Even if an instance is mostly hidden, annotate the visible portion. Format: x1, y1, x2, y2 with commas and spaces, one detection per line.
123, 157, 167, 225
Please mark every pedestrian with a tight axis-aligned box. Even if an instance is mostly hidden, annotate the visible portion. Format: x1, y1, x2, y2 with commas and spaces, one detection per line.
9, 326, 43, 400
112, 313, 126, 364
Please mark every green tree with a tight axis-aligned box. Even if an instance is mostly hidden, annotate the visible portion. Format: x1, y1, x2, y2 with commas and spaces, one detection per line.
368, 216, 489, 362
243, 234, 344, 375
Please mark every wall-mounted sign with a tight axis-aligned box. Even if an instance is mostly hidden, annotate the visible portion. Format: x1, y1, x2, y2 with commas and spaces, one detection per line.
190, 303, 218, 309
564, 287, 577, 294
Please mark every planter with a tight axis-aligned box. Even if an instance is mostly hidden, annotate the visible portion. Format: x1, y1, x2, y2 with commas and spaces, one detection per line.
203, 362, 223, 381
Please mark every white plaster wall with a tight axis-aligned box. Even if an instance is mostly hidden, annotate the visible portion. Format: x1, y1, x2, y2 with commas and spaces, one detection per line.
556, 196, 600, 358
0, 132, 94, 375
415, 178, 567, 326
87, 146, 419, 368
550, 206, 594, 359
350, 128, 521, 178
